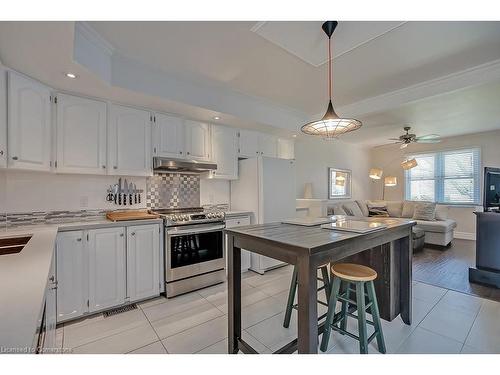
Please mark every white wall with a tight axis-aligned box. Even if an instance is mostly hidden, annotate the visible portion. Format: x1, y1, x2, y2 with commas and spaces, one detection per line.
370, 129, 500, 237
294, 137, 372, 201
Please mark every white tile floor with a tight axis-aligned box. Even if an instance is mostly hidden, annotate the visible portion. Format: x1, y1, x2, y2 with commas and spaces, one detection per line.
57, 265, 500, 354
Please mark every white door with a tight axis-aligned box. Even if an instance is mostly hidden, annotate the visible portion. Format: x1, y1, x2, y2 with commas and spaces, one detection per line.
211, 125, 238, 179
238, 129, 260, 158
277, 138, 295, 160
56, 231, 87, 322
259, 134, 278, 158
225, 216, 251, 271
126, 224, 160, 302
56, 94, 107, 174
185, 120, 210, 160
153, 113, 185, 159
108, 104, 152, 176
0, 68, 6, 168
88, 227, 126, 312
7, 71, 51, 171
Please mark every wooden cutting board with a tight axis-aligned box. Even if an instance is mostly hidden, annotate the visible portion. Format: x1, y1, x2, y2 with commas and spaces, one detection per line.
106, 210, 160, 222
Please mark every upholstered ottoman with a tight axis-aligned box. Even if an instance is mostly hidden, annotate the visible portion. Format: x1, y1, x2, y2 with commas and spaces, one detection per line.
413, 228, 425, 253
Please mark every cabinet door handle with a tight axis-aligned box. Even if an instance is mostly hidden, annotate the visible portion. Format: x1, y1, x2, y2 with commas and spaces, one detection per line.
102, 165, 106, 169
49, 276, 55, 282
0, 150, 3, 156
131, 232, 136, 236
12, 156, 18, 160
76, 238, 82, 242
113, 166, 118, 169
120, 233, 124, 237
179, 151, 183, 154
187, 152, 190, 155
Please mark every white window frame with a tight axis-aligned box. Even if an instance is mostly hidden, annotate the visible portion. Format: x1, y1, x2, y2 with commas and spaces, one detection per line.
405, 148, 481, 205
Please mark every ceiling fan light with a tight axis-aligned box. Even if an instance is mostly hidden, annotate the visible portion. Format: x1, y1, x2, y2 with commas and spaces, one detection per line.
401, 158, 418, 170
369, 168, 383, 180
384, 176, 397, 187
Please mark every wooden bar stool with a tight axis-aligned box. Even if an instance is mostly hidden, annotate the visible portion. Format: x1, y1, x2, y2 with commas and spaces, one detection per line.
283, 264, 331, 328
320, 263, 386, 354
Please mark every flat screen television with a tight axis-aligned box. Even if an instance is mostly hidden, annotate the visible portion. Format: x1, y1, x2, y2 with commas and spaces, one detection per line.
484, 167, 500, 210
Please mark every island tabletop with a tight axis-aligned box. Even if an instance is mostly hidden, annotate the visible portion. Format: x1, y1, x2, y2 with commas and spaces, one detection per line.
225, 217, 415, 354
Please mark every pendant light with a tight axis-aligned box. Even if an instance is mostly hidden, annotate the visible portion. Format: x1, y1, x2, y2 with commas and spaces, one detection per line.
301, 21, 362, 138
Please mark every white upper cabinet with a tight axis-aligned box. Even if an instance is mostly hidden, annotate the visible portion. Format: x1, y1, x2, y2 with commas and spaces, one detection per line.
153, 112, 185, 159
56, 94, 107, 174
126, 224, 160, 302
7, 71, 51, 171
211, 125, 238, 179
0, 68, 6, 168
259, 134, 278, 158
238, 129, 260, 158
277, 138, 295, 160
184, 120, 211, 161
88, 227, 126, 313
108, 104, 152, 176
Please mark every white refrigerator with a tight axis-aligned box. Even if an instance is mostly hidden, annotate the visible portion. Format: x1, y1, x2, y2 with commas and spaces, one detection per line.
230, 157, 296, 274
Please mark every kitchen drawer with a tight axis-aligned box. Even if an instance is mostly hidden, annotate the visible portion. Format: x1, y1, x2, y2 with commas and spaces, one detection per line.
225, 216, 250, 228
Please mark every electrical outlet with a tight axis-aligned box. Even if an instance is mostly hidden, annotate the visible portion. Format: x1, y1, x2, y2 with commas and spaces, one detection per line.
80, 196, 89, 208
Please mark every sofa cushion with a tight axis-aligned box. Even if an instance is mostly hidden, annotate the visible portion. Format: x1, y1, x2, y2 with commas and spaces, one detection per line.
435, 205, 448, 220
367, 201, 390, 217
356, 200, 369, 217
343, 201, 363, 217
414, 219, 457, 233
331, 203, 347, 215
413, 202, 437, 221
386, 201, 403, 217
402, 201, 418, 218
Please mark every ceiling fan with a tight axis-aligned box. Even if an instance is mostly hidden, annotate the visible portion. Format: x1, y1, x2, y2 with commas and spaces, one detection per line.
388, 126, 441, 149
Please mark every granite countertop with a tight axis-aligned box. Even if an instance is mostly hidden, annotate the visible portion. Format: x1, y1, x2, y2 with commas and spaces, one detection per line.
0, 217, 163, 352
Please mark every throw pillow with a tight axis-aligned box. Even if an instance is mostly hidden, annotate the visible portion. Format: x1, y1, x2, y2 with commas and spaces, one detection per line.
412, 202, 437, 221
356, 200, 370, 217
435, 205, 448, 220
386, 201, 403, 217
401, 201, 417, 218
367, 202, 389, 217
343, 201, 364, 217
332, 204, 347, 215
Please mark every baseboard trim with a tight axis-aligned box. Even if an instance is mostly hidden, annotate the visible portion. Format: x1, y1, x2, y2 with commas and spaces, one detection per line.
454, 231, 476, 241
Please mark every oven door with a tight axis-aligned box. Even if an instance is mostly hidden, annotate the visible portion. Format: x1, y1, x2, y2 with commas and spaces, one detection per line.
166, 223, 225, 282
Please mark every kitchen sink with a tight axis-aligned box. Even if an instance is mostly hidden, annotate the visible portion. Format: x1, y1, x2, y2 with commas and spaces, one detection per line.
0, 236, 32, 255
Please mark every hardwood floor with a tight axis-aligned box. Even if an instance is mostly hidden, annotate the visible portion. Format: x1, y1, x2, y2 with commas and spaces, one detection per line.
413, 239, 500, 302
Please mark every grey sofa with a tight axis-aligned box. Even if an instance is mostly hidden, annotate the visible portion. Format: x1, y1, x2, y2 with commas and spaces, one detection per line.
327, 200, 457, 247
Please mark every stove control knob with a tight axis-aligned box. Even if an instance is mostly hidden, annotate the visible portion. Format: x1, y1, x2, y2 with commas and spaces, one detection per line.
183, 215, 189, 221
207, 213, 213, 219
171, 215, 178, 221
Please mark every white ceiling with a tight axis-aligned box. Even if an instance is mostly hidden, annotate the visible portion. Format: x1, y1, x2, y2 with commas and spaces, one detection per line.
1, 21, 500, 146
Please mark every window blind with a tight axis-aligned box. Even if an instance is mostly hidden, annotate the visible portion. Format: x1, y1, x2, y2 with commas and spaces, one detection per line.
405, 148, 480, 205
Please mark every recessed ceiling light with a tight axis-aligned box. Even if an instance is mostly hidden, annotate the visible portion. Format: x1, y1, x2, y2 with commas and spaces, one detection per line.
65, 73, 77, 79
213, 116, 221, 120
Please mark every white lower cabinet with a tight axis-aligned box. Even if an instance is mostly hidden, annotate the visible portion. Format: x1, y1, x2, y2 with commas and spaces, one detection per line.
0, 67, 7, 168
88, 227, 126, 313
56, 223, 160, 323
56, 231, 87, 323
126, 224, 160, 302
225, 216, 251, 271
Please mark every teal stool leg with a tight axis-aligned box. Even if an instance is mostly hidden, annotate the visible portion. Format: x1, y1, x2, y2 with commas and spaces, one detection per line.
356, 282, 368, 354
320, 277, 341, 352
320, 265, 331, 302
339, 281, 350, 333
366, 281, 386, 354
283, 265, 298, 328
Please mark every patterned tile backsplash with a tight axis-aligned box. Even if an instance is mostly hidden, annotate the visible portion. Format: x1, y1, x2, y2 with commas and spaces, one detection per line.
1, 209, 107, 227
146, 173, 200, 209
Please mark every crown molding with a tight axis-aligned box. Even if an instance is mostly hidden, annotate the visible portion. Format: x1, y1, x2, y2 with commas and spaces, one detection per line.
337, 58, 500, 118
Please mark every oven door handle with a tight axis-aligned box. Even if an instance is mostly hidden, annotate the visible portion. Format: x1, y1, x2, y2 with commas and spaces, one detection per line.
167, 224, 225, 236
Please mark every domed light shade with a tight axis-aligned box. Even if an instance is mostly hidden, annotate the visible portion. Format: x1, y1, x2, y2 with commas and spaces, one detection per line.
301, 21, 362, 138
369, 168, 383, 180
401, 158, 418, 170
384, 176, 397, 187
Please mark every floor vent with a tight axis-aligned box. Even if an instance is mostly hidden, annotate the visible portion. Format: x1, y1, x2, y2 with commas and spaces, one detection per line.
103, 304, 137, 318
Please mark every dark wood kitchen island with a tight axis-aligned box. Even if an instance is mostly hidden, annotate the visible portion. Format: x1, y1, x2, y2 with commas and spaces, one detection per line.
225, 217, 415, 354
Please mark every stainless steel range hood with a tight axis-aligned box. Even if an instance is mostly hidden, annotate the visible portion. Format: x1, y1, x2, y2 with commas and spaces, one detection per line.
153, 157, 217, 173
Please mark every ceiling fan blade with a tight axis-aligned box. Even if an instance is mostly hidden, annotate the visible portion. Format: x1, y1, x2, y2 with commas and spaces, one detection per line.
400, 143, 409, 149
387, 138, 401, 141
416, 139, 441, 144
416, 134, 440, 140
374, 141, 402, 148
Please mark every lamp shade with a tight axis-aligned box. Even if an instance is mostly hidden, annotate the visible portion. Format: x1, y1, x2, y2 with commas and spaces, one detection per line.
384, 176, 397, 187
401, 158, 418, 170
369, 168, 383, 180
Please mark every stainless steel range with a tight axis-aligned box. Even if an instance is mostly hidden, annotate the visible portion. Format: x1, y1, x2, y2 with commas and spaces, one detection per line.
152, 207, 226, 297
